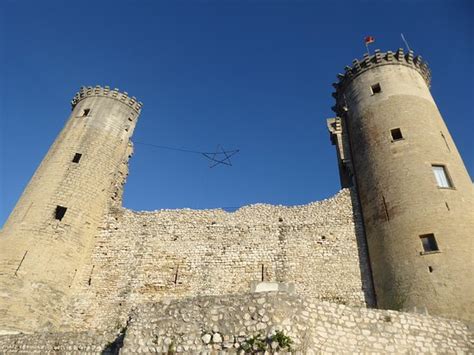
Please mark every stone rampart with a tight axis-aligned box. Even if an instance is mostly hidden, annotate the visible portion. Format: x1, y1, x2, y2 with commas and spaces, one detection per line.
64, 189, 374, 330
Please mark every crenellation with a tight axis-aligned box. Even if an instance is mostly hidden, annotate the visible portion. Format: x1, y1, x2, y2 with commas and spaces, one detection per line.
71, 85, 143, 113
374, 48, 382, 63
405, 49, 414, 64
396, 47, 404, 60
386, 50, 394, 61
352, 58, 361, 70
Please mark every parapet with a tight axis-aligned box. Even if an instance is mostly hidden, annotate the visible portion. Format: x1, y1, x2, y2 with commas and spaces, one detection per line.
331, 49, 431, 115
70, 85, 143, 113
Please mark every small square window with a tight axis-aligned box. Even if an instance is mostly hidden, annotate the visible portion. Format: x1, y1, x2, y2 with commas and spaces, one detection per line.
420, 234, 439, 253
82, 108, 91, 117
391, 128, 403, 141
55, 206, 67, 221
432, 165, 453, 188
72, 153, 82, 163
371, 83, 382, 94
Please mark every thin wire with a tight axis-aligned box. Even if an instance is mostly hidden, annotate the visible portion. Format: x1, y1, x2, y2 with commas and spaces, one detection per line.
134, 141, 204, 154
134, 141, 238, 156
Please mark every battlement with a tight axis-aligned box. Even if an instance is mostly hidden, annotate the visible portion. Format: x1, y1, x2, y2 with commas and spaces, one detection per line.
70, 85, 143, 113
331, 49, 431, 115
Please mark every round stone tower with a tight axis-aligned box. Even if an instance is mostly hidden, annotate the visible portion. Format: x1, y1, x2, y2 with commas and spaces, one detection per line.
328, 49, 473, 322
0, 86, 142, 332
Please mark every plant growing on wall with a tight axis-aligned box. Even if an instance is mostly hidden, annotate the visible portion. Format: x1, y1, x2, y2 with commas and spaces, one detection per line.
269, 330, 293, 351
240, 331, 293, 353
240, 334, 267, 353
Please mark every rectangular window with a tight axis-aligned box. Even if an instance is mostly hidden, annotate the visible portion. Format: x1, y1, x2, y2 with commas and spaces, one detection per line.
420, 234, 439, 253
55, 206, 67, 221
390, 128, 403, 141
72, 153, 82, 163
82, 108, 90, 117
432, 165, 453, 188
371, 83, 382, 94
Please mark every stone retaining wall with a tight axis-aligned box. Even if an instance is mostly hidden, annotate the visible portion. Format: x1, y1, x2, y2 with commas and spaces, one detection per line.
0, 330, 119, 354
121, 292, 472, 354
1, 292, 471, 354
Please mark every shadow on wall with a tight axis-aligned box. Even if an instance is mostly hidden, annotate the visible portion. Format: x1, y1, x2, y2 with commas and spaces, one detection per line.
349, 188, 377, 307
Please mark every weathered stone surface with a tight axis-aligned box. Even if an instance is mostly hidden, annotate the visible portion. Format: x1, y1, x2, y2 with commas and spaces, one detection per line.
212, 333, 223, 343
0, 87, 141, 333
330, 50, 474, 322
0, 48, 472, 353
64, 188, 374, 331
2, 293, 470, 353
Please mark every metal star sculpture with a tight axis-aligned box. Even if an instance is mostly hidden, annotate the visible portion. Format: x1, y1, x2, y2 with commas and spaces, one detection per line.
134, 142, 240, 168
202, 145, 240, 168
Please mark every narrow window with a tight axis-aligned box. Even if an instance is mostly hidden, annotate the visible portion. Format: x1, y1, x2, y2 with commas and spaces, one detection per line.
420, 234, 439, 253
390, 128, 403, 141
371, 83, 382, 94
432, 165, 453, 188
88, 265, 95, 286
174, 265, 179, 285
382, 195, 390, 221
428, 266, 433, 273
55, 205, 67, 221
72, 153, 82, 163
82, 108, 91, 117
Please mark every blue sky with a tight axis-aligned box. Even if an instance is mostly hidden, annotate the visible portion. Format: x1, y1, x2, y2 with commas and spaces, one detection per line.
1, 0, 472, 226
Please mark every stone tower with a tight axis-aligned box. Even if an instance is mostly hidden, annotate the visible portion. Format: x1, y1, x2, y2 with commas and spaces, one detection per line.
0, 86, 142, 333
328, 49, 474, 322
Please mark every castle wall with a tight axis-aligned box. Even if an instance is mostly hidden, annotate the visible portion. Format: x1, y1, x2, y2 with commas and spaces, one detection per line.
0, 87, 142, 333
64, 189, 375, 330
331, 50, 474, 322
0, 293, 471, 354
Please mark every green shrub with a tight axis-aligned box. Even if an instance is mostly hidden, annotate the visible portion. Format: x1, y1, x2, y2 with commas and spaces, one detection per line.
269, 330, 293, 351
240, 330, 293, 353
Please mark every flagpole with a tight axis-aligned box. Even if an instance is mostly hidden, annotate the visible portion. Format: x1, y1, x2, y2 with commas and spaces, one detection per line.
401, 33, 411, 52
364, 36, 374, 55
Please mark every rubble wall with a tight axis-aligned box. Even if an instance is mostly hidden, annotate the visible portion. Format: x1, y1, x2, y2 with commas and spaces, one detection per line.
1, 293, 471, 354
65, 189, 374, 330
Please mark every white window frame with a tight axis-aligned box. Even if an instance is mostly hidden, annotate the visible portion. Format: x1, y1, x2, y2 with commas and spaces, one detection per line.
432, 165, 453, 188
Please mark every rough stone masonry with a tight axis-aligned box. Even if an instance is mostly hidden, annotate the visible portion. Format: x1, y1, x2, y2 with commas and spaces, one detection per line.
1, 185, 471, 353
1, 47, 473, 353
0, 292, 471, 353
64, 188, 374, 331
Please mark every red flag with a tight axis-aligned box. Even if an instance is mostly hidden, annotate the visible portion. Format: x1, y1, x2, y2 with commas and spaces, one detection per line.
364, 36, 375, 44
